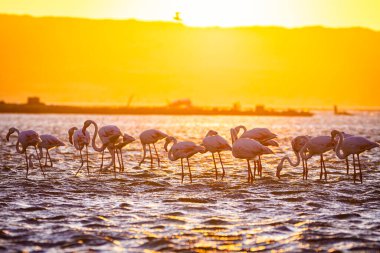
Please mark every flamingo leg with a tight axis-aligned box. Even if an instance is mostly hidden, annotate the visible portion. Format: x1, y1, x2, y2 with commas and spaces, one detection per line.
181, 158, 184, 183
148, 144, 153, 168
116, 149, 122, 173
302, 158, 305, 180
119, 149, 125, 172
35, 146, 45, 178
259, 156, 263, 178
322, 155, 327, 181
218, 152, 225, 179
47, 149, 53, 167
253, 160, 256, 181
305, 159, 308, 180
112, 147, 117, 178
153, 143, 160, 167
345, 157, 349, 174
25, 151, 29, 179
357, 154, 362, 184
75, 150, 84, 176
247, 160, 251, 183
187, 158, 192, 183
212, 153, 218, 180
319, 155, 323, 180
352, 154, 356, 183
100, 150, 105, 170
86, 145, 89, 176
139, 144, 146, 166
44, 149, 48, 167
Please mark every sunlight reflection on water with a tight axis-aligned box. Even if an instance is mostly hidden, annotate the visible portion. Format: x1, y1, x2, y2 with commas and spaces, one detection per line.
0, 112, 380, 252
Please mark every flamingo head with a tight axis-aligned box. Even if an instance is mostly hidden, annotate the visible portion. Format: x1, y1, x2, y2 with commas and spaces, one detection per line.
164, 136, 175, 152
205, 130, 218, 137
68, 127, 78, 145
276, 160, 285, 179
82, 120, 92, 135
330, 130, 341, 139
122, 133, 136, 144
6, 127, 18, 141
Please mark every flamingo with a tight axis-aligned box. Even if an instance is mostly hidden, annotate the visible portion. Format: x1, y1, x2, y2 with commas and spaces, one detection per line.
201, 130, 231, 180
232, 125, 277, 177
139, 129, 168, 167
299, 136, 335, 181
38, 134, 65, 167
164, 136, 205, 183
68, 127, 91, 176
114, 133, 136, 172
230, 128, 273, 183
332, 132, 354, 174
82, 120, 122, 177
276, 135, 311, 179
6, 127, 45, 178
331, 130, 379, 183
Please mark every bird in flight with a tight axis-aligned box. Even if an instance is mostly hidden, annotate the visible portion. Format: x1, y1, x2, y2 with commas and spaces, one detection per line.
173, 12, 182, 22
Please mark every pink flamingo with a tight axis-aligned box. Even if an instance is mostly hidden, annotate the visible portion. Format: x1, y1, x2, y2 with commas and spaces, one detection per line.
38, 134, 65, 167
68, 127, 91, 176
202, 130, 231, 180
231, 128, 273, 183
164, 136, 205, 183
139, 129, 168, 167
332, 130, 379, 183
276, 135, 311, 179
6, 127, 45, 178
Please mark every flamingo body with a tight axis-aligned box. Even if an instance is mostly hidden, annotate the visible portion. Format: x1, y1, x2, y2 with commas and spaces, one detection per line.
139, 129, 168, 167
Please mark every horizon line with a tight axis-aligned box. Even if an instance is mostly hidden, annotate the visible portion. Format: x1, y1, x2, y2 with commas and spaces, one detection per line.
1, 13, 379, 32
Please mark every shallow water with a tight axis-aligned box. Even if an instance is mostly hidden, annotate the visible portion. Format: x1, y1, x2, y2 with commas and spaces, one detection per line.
1, 113, 380, 252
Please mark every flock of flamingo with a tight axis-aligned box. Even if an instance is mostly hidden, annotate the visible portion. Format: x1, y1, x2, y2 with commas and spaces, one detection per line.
4, 120, 379, 184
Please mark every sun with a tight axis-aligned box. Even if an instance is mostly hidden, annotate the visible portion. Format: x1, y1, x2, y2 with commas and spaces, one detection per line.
178, 0, 294, 27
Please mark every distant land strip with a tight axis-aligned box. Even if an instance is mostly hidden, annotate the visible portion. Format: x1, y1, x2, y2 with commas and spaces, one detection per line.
0, 103, 313, 116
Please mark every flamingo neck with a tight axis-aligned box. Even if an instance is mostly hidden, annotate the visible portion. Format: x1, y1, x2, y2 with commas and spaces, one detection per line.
166, 137, 177, 161
334, 132, 346, 159
230, 128, 238, 144
89, 121, 104, 152
287, 150, 301, 167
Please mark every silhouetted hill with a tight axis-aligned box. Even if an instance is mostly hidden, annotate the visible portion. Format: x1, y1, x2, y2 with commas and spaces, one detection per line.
0, 14, 379, 107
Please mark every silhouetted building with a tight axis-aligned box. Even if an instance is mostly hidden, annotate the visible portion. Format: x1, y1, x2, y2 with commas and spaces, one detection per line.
232, 102, 241, 111
255, 105, 265, 113
27, 97, 44, 106
168, 99, 192, 108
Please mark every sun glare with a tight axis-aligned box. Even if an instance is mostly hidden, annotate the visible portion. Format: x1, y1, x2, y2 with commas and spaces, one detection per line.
178, 0, 297, 27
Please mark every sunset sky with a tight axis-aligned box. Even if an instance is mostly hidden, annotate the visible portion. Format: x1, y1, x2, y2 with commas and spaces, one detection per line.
0, 1, 380, 109
1, 0, 380, 29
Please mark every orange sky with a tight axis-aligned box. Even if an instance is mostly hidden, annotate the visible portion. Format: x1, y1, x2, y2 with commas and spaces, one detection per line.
0, 1, 380, 108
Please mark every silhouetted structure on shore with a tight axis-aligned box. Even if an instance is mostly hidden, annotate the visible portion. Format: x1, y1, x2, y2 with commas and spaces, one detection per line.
334, 105, 353, 116
0, 98, 313, 116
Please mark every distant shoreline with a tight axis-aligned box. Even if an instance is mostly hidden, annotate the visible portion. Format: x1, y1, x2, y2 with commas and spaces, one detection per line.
0, 103, 313, 117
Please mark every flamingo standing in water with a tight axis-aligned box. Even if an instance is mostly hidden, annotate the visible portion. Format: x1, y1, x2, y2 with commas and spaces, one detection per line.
82, 120, 122, 177
114, 133, 136, 172
299, 136, 335, 181
333, 132, 354, 174
6, 127, 45, 178
68, 127, 91, 176
230, 128, 273, 183
38, 134, 65, 167
139, 129, 168, 167
331, 130, 379, 183
164, 136, 205, 183
232, 125, 277, 177
276, 135, 311, 179
202, 130, 231, 180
